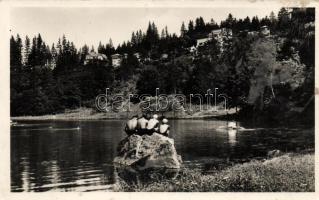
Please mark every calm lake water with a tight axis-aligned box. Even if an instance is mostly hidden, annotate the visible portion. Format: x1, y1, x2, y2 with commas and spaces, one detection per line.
11, 119, 314, 192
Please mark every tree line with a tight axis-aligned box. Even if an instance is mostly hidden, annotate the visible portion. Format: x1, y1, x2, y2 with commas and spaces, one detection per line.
10, 7, 315, 122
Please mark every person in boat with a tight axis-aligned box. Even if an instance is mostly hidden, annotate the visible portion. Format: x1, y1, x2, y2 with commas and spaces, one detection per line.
227, 121, 237, 129
159, 118, 170, 137
124, 115, 138, 136
137, 113, 148, 135
146, 114, 159, 135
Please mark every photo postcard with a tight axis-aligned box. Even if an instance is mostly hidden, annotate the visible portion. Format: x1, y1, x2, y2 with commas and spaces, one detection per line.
0, 0, 318, 199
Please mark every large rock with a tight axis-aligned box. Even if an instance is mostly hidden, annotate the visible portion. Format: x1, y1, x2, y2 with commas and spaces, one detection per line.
113, 133, 182, 170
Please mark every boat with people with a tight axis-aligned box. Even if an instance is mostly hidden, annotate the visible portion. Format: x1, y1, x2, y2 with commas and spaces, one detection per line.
216, 121, 259, 132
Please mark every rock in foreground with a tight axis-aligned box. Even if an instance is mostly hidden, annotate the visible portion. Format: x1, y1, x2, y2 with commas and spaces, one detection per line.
113, 133, 182, 170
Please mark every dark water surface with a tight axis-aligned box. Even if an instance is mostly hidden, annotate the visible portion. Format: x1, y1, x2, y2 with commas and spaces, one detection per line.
11, 119, 314, 192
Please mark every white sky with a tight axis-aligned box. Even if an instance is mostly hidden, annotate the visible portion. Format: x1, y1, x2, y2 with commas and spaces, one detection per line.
10, 6, 281, 48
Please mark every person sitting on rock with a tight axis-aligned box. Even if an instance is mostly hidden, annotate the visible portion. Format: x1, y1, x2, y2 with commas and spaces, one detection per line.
146, 114, 159, 135
124, 115, 138, 136
137, 114, 148, 135
159, 118, 170, 137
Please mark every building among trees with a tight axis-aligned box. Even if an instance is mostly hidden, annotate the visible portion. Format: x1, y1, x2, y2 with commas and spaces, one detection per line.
111, 53, 123, 68
260, 25, 270, 37
84, 52, 108, 65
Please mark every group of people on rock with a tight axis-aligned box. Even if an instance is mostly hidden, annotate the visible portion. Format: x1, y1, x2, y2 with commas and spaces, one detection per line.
124, 114, 170, 137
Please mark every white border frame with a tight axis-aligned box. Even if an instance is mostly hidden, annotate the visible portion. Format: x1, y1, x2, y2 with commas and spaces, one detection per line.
0, 1, 318, 200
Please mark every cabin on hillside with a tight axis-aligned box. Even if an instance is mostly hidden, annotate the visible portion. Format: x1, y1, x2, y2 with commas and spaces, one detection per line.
84, 52, 108, 65
208, 28, 233, 52
192, 28, 233, 54
111, 54, 123, 68
248, 31, 259, 37
260, 25, 270, 37
133, 52, 141, 61
196, 38, 211, 47
209, 28, 233, 40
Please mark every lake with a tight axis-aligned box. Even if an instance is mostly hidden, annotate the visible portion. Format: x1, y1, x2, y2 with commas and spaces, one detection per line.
11, 119, 314, 192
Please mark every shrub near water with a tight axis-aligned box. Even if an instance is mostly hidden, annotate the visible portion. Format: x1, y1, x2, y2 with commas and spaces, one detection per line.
115, 154, 314, 192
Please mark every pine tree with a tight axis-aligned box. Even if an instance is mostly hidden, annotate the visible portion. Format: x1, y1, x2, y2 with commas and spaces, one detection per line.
28, 36, 37, 67
98, 41, 104, 53
268, 11, 278, 32
51, 43, 57, 68
188, 20, 194, 33
109, 38, 114, 48
62, 35, 67, 53
243, 16, 251, 30
251, 16, 260, 31
80, 44, 89, 63
165, 26, 169, 38
137, 30, 143, 44
151, 22, 159, 40
56, 38, 62, 54
131, 32, 137, 47
161, 29, 166, 39
195, 17, 205, 31
225, 14, 235, 29
146, 21, 152, 38
23, 35, 31, 65
260, 16, 271, 27
10, 35, 22, 68
277, 7, 290, 32
16, 34, 23, 66
180, 21, 187, 37
270, 11, 276, 22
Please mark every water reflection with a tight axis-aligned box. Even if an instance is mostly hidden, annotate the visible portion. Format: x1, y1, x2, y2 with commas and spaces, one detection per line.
11, 120, 314, 192
228, 129, 237, 147
21, 157, 30, 192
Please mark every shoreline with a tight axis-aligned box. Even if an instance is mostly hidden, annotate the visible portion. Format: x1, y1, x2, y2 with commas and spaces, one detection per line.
11, 107, 238, 121
115, 152, 315, 192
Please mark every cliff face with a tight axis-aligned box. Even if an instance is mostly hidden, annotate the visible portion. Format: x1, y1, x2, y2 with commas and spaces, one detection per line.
114, 133, 182, 170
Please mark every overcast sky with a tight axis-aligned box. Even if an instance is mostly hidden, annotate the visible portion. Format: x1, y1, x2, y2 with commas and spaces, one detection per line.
10, 6, 281, 48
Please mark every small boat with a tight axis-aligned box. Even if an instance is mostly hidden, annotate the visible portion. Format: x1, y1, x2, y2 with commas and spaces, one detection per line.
217, 122, 252, 132
227, 122, 237, 129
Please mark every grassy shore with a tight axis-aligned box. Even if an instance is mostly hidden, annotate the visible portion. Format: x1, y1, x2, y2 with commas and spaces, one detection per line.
115, 153, 314, 192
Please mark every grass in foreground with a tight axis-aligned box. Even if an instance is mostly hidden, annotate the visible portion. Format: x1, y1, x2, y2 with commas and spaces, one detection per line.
114, 153, 314, 192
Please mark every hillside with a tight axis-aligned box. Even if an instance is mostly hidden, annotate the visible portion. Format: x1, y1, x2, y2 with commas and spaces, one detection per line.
10, 8, 315, 124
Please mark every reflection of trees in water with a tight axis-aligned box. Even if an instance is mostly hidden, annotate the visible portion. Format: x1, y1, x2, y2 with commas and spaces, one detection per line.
228, 129, 237, 147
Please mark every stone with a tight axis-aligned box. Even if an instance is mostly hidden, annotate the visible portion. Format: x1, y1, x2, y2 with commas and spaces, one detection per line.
113, 133, 182, 170
267, 149, 281, 158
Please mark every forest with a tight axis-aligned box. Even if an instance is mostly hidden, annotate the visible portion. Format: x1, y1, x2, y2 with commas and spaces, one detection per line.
10, 8, 315, 123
